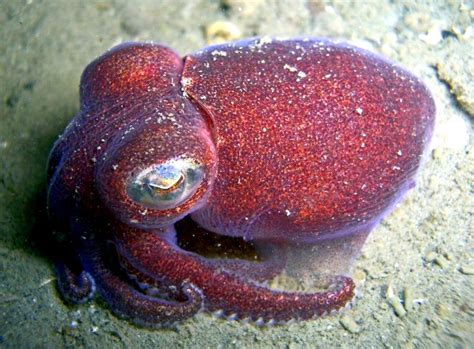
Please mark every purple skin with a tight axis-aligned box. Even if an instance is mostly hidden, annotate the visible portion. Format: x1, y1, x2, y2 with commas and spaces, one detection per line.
47, 38, 435, 327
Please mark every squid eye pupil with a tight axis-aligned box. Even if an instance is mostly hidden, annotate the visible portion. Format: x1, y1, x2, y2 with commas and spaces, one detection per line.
127, 158, 204, 210
143, 166, 184, 192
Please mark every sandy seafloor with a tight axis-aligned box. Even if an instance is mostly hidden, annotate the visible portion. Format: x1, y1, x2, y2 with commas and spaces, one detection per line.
0, 0, 473, 348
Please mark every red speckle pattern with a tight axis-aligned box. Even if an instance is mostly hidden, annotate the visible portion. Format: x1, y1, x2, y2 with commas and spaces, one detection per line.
184, 38, 434, 242
47, 38, 435, 326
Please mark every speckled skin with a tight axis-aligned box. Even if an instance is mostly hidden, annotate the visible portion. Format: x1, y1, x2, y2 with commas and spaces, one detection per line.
47, 38, 435, 326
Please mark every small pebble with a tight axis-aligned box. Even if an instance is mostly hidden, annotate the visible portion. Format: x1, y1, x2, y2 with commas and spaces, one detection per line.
403, 286, 414, 312
435, 303, 450, 319
442, 251, 453, 261
389, 297, 407, 318
459, 264, 474, 275
340, 314, 361, 333
386, 283, 395, 299
431, 148, 443, 160
425, 251, 437, 263
205, 21, 241, 44
420, 26, 442, 45
352, 269, 366, 284
434, 255, 449, 269
386, 283, 406, 317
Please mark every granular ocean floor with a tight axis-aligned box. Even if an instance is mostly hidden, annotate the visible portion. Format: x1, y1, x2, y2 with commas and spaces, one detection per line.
0, 1, 472, 348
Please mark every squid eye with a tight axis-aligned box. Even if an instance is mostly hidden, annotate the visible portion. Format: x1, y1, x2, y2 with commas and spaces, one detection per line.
127, 158, 204, 210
